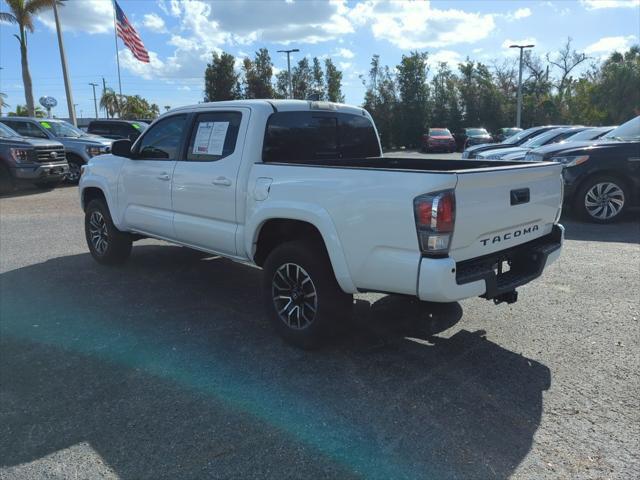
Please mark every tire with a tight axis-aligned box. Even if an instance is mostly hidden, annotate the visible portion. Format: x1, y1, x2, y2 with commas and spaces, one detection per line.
262, 240, 353, 349
66, 155, 83, 184
84, 199, 132, 265
0, 163, 15, 195
573, 174, 628, 223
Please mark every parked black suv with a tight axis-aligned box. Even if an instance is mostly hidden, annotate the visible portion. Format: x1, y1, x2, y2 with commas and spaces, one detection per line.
0, 122, 68, 193
87, 120, 148, 142
527, 116, 639, 223
454, 128, 493, 151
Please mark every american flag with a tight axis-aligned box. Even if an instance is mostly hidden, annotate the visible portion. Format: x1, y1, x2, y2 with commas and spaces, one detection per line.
114, 0, 150, 63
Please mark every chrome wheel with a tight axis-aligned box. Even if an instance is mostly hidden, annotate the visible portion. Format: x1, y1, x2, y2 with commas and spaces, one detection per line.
67, 162, 81, 183
584, 182, 625, 220
272, 263, 318, 330
88, 211, 109, 255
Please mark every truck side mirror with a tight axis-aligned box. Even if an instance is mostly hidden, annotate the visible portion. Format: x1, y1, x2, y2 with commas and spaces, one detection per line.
111, 139, 132, 158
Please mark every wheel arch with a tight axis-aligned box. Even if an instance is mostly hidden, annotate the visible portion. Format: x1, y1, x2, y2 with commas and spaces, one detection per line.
249, 210, 357, 294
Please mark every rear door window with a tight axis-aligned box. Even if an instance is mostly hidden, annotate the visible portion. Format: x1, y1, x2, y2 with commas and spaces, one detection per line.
263, 111, 378, 163
186, 111, 242, 162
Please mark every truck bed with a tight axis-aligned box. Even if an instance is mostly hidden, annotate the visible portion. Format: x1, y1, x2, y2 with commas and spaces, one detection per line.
264, 156, 541, 172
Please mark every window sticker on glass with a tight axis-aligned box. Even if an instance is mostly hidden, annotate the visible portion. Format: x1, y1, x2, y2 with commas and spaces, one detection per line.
193, 121, 229, 155
132, 123, 141, 130
40, 121, 51, 129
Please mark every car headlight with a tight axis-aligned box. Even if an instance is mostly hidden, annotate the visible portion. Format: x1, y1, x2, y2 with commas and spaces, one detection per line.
524, 153, 542, 162
86, 145, 109, 157
461, 151, 470, 159
550, 155, 589, 167
9, 148, 31, 163
487, 154, 503, 160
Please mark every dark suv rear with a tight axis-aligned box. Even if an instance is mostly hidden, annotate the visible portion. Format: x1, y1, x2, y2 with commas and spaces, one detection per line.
87, 120, 148, 142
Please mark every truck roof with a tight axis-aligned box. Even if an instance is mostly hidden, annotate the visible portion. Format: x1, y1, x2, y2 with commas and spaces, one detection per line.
170, 99, 366, 116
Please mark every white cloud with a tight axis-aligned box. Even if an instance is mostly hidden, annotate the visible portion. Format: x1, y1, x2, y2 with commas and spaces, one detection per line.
339, 62, 352, 71
334, 48, 355, 59
585, 35, 638, 54
143, 13, 167, 33
580, 0, 640, 9
37, 0, 113, 34
427, 50, 462, 68
512, 7, 532, 19
348, 0, 496, 49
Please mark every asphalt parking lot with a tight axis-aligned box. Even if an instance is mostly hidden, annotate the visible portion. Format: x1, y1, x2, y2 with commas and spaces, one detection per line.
1, 180, 638, 479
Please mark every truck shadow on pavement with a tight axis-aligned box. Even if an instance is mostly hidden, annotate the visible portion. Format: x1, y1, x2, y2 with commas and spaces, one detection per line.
0, 245, 551, 480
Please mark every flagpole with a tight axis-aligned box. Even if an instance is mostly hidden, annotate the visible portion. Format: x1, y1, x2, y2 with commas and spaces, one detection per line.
112, 1, 123, 98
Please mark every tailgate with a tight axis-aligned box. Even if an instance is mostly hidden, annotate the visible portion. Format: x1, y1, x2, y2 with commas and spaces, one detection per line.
450, 163, 563, 261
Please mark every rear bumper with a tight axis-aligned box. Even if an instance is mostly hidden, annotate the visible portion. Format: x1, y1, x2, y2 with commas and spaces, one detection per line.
11, 162, 69, 182
418, 224, 564, 302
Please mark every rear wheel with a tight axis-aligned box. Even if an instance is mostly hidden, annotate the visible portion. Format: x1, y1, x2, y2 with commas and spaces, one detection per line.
574, 174, 628, 223
84, 199, 132, 264
262, 240, 352, 349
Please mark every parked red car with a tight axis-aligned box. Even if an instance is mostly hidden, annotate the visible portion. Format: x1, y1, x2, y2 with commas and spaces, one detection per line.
421, 128, 456, 153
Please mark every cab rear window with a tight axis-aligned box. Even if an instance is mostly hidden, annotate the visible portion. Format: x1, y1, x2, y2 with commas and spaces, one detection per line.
263, 111, 380, 163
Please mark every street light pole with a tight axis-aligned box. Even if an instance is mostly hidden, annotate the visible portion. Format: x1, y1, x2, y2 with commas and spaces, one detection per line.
277, 48, 300, 99
89, 83, 99, 119
510, 44, 534, 128
53, 0, 77, 126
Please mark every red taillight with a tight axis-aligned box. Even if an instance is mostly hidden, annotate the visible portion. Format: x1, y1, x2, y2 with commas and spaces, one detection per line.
435, 191, 454, 232
416, 199, 433, 226
413, 190, 456, 255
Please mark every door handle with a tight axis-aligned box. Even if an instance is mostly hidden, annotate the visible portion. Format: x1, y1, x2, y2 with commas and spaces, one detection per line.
157, 173, 171, 181
212, 176, 232, 187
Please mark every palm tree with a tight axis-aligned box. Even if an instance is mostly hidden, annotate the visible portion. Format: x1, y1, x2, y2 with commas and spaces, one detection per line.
8, 104, 45, 117
0, 92, 8, 115
100, 88, 120, 118
0, 0, 59, 117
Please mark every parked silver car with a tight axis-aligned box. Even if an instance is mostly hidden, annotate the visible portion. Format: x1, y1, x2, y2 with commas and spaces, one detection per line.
0, 118, 112, 183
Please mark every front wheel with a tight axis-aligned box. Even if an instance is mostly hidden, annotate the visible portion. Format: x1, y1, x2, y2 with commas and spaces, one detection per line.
84, 199, 132, 264
574, 175, 628, 223
66, 156, 83, 184
262, 240, 352, 349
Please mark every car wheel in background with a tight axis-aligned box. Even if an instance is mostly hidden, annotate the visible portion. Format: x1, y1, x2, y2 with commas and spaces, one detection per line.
66, 155, 83, 184
574, 174, 628, 223
0, 164, 15, 194
262, 240, 353, 349
84, 198, 132, 265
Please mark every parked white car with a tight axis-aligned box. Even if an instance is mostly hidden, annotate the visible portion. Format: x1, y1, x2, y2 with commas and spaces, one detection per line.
79, 100, 564, 348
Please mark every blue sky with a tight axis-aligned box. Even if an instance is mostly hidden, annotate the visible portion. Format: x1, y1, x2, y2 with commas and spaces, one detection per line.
1, 0, 638, 118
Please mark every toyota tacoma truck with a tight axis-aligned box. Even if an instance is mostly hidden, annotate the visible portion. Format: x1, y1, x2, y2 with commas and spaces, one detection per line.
79, 100, 564, 348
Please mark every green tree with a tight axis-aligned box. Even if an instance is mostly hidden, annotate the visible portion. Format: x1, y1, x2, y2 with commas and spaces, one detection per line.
100, 88, 120, 118
9, 103, 45, 117
592, 46, 640, 123
311, 57, 325, 100
0, 92, 8, 115
1, 0, 59, 117
396, 51, 430, 147
291, 57, 313, 99
119, 95, 159, 119
242, 48, 274, 99
324, 58, 344, 103
274, 70, 289, 99
204, 51, 240, 102
362, 55, 398, 149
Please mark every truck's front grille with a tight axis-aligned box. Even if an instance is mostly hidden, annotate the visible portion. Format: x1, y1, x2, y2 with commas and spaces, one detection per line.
34, 146, 66, 163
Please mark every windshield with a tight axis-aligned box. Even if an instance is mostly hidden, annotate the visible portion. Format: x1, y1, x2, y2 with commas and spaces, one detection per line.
502, 128, 522, 136
466, 128, 488, 136
563, 128, 611, 142
602, 116, 640, 141
40, 120, 85, 138
503, 128, 538, 144
0, 123, 19, 138
429, 128, 451, 136
522, 129, 568, 148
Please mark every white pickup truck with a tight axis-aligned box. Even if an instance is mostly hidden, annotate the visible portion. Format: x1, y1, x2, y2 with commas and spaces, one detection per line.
79, 100, 564, 348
